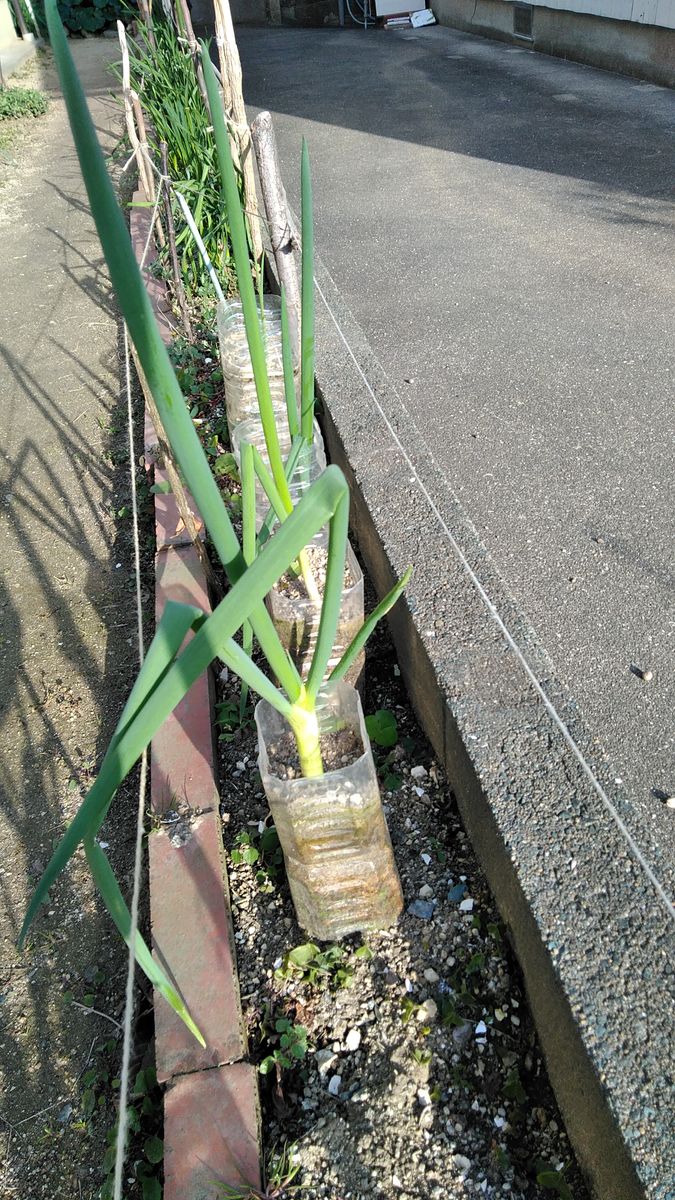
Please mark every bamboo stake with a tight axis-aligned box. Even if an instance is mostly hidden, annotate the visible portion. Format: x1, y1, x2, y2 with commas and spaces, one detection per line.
251, 109, 301, 365
132, 347, 218, 592
117, 21, 164, 247
211, 0, 263, 266
136, 0, 156, 50
160, 142, 192, 339
131, 91, 166, 249
174, 0, 210, 109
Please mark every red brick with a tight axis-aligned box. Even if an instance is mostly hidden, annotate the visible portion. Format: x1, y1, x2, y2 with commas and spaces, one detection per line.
144, 408, 158, 468
150, 545, 245, 1078
149, 815, 246, 1080
164, 1063, 261, 1200
153, 465, 205, 551
129, 190, 175, 346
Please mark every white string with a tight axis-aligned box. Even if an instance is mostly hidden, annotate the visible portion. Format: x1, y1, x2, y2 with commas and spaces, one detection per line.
112, 325, 149, 1200
315, 275, 675, 924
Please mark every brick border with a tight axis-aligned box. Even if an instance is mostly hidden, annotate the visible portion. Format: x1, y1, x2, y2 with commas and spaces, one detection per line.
130, 191, 262, 1199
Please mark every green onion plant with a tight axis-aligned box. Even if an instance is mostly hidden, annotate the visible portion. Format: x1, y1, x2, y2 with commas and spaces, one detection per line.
23, 0, 410, 1041
122, 19, 238, 293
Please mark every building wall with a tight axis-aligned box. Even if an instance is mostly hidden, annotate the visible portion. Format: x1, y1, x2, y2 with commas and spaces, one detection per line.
432, 0, 675, 84
525, 0, 675, 29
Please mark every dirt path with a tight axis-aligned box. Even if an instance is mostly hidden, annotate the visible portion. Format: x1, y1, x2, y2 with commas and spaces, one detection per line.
0, 41, 148, 1199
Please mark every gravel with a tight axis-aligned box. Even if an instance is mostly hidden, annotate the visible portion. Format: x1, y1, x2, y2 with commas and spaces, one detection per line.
217, 606, 589, 1200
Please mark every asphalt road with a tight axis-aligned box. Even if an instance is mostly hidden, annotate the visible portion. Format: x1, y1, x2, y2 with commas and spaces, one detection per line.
238, 22, 675, 894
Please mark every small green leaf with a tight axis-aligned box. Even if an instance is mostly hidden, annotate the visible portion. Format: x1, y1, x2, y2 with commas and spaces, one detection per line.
288, 942, 320, 968
382, 772, 402, 792
144, 1135, 164, 1165
259, 1056, 276, 1075
354, 945, 373, 960
142, 1176, 162, 1200
536, 1170, 571, 1200
365, 710, 398, 748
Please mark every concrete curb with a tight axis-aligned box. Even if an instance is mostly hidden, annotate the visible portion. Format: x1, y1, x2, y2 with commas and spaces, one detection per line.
130, 193, 262, 1198
311, 256, 674, 1199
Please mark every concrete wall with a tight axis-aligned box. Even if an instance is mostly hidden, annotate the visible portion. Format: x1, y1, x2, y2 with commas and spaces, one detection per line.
229, 0, 267, 23
277, 0, 339, 22
0, 0, 19, 49
432, 0, 675, 84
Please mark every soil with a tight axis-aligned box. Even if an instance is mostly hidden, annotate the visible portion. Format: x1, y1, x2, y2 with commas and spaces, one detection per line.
267, 727, 363, 780
217, 583, 590, 1200
278, 542, 356, 603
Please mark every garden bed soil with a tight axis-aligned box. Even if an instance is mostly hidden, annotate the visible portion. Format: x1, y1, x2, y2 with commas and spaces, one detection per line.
217, 584, 589, 1200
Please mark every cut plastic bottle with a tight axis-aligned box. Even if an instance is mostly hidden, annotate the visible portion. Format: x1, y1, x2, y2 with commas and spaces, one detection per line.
255, 681, 403, 940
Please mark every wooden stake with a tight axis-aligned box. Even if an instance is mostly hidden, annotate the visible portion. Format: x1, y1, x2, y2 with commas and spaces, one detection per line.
211, 0, 263, 266
160, 142, 193, 340
251, 110, 301, 365
132, 348, 219, 593
117, 21, 164, 248
136, 0, 156, 50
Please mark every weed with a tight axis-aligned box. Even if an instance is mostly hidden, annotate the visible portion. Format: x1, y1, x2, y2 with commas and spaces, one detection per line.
400, 997, 421, 1025
259, 1018, 309, 1076
503, 1068, 527, 1105
230, 822, 283, 892
0, 86, 48, 120
535, 1162, 572, 1200
216, 699, 253, 743
99, 1065, 163, 1200
410, 1046, 432, 1066
275, 942, 369, 990
215, 1139, 302, 1197
365, 709, 398, 748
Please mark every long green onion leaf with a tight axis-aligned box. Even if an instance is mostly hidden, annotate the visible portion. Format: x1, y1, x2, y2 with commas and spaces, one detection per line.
305, 488, 349, 701
329, 566, 413, 684
300, 138, 315, 443
84, 838, 205, 1046
45, 0, 300, 704
22, 466, 349, 945
281, 285, 299, 439
200, 42, 291, 509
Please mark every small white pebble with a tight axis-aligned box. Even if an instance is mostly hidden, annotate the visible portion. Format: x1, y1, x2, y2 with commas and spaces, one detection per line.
411, 765, 428, 780
666, 797, 675, 810
417, 1087, 432, 1107
475, 1020, 487, 1036
345, 1028, 361, 1052
392, 1176, 403, 1190
420, 852, 432, 865
494, 1115, 505, 1128
424, 968, 439, 984
419, 884, 433, 899
459, 898, 474, 913
416, 998, 438, 1024
328, 1074, 341, 1096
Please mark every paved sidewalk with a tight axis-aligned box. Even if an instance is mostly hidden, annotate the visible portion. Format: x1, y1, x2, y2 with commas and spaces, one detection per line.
239, 21, 675, 905
0, 42, 139, 1200
237, 23, 675, 1197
